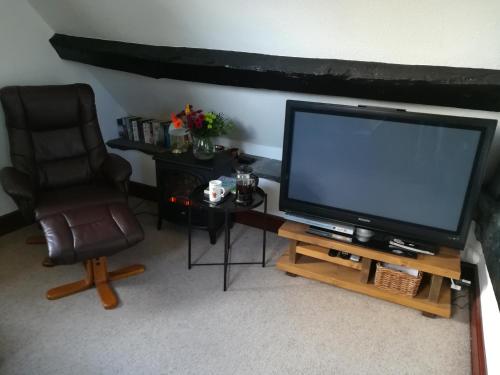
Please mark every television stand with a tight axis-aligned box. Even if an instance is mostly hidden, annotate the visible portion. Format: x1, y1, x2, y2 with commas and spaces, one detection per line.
276, 221, 461, 318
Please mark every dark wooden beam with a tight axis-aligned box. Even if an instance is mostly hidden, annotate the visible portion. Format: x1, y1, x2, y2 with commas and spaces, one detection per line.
50, 33, 500, 112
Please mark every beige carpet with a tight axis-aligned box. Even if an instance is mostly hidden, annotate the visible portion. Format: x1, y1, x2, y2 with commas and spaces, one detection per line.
0, 200, 470, 375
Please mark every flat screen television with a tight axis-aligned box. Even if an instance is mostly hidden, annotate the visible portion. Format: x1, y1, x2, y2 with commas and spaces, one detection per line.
279, 100, 497, 249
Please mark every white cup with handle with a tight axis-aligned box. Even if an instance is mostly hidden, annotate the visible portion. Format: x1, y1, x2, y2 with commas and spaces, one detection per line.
209, 180, 226, 203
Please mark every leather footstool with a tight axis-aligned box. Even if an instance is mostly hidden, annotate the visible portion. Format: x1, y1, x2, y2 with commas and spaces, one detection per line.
39, 202, 145, 309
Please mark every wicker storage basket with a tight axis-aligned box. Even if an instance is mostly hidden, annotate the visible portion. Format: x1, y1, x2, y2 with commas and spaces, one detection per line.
374, 262, 422, 297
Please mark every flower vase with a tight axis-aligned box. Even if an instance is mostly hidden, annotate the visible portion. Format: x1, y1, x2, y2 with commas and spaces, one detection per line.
169, 124, 190, 154
192, 135, 214, 160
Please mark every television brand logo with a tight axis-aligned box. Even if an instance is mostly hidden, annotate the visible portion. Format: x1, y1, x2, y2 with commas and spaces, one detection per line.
358, 218, 371, 223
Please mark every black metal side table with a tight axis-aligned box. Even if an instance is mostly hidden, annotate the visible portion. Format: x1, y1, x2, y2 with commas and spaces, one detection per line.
187, 184, 267, 291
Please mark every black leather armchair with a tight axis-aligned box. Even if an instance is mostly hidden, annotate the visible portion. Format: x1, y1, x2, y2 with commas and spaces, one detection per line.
0, 84, 144, 310
0, 83, 131, 222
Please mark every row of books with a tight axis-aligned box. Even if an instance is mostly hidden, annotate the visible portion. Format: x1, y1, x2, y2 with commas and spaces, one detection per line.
116, 116, 170, 146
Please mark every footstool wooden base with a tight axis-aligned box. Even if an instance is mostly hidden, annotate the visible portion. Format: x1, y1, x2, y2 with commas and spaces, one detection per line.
47, 256, 145, 310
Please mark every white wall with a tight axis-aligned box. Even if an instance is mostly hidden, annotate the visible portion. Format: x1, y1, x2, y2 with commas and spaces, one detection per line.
7, 0, 500, 371
0, 0, 127, 216
28, 0, 500, 67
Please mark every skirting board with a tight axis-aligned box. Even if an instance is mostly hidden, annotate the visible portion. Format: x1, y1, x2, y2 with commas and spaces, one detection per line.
233, 210, 284, 233
129, 180, 159, 201
0, 210, 27, 236
462, 262, 488, 375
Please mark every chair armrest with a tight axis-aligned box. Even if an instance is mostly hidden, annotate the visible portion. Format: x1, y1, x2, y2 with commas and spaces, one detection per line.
0, 167, 35, 201
0, 167, 36, 222
102, 154, 132, 193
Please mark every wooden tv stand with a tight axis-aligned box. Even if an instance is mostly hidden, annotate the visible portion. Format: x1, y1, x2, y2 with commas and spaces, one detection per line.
276, 221, 461, 318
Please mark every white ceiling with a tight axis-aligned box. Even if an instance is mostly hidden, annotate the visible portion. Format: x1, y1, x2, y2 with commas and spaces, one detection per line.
26, 0, 500, 155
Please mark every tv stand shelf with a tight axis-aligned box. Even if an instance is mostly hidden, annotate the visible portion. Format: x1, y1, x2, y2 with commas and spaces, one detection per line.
277, 221, 461, 318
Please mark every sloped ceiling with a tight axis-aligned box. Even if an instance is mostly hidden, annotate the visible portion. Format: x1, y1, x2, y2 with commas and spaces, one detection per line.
27, 0, 500, 152
26, 0, 500, 68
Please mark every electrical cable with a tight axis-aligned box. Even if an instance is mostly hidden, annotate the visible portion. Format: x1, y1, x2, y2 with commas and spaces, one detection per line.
131, 199, 146, 212
133, 211, 158, 217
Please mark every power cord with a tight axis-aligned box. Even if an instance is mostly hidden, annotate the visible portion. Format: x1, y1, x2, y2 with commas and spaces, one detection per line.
452, 289, 470, 310
131, 199, 146, 211
131, 199, 158, 217
134, 211, 158, 217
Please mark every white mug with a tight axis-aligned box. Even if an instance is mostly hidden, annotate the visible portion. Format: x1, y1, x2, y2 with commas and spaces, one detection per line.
209, 180, 226, 203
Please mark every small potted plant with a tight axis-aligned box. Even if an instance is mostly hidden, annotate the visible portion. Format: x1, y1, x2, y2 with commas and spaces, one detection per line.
171, 104, 234, 160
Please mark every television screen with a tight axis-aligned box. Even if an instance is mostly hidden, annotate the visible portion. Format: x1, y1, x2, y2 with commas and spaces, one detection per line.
280, 101, 496, 248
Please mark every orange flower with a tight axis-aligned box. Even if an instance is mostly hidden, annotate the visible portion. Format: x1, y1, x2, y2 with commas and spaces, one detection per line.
171, 112, 183, 129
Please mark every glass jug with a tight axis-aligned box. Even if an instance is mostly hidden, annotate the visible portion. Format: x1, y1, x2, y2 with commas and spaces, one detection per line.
168, 124, 190, 154
235, 165, 259, 205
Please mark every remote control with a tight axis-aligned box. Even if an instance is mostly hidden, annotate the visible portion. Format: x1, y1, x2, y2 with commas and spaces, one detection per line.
328, 249, 339, 257
339, 251, 350, 260
350, 254, 360, 262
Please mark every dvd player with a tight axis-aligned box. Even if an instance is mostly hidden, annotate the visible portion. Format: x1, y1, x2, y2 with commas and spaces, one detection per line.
285, 213, 354, 235
306, 225, 353, 243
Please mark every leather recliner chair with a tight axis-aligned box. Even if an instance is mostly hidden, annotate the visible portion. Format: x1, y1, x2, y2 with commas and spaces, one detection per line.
0, 84, 130, 223
0, 84, 145, 309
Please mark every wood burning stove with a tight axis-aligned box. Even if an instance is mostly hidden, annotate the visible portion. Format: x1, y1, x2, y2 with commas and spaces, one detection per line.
154, 150, 234, 244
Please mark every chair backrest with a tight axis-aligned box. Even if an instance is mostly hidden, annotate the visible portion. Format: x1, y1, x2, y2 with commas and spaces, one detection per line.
0, 84, 108, 190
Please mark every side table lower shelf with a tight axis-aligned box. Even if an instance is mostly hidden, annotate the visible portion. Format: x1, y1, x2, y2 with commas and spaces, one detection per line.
276, 252, 451, 318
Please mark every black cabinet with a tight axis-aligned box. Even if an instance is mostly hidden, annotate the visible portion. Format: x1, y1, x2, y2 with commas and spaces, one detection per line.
154, 150, 234, 243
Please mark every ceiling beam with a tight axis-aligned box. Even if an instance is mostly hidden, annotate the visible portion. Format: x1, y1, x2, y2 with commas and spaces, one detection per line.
50, 33, 500, 112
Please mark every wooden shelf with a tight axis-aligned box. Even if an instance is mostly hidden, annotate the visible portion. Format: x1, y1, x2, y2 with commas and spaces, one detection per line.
296, 243, 362, 270
277, 252, 451, 318
106, 138, 169, 155
279, 221, 461, 279
277, 221, 459, 318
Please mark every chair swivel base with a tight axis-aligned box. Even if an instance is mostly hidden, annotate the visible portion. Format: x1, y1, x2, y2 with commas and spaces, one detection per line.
24, 235, 55, 267
46, 256, 145, 310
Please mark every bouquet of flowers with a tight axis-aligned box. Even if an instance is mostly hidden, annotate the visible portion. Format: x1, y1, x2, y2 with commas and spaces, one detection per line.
170, 104, 234, 138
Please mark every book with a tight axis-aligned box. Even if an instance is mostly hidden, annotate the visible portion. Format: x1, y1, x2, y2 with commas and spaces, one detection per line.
116, 117, 129, 139
161, 121, 171, 148
126, 118, 134, 141
130, 118, 141, 142
142, 120, 153, 144
151, 120, 163, 146
120, 116, 139, 141
218, 176, 237, 194
139, 119, 154, 143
